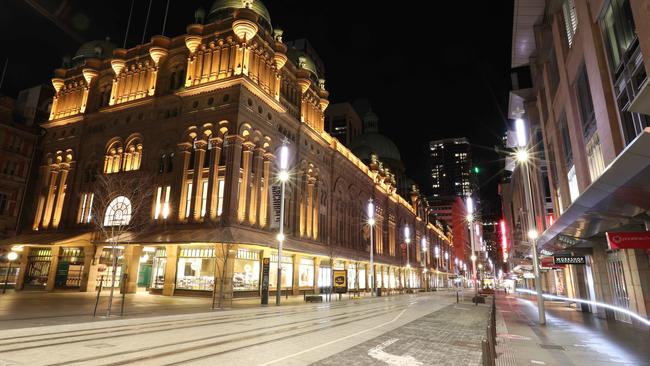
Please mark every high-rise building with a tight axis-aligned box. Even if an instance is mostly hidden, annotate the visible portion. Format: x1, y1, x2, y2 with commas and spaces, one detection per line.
324, 102, 362, 147
429, 137, 477, 198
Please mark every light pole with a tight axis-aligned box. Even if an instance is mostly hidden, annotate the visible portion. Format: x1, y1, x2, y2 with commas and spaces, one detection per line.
421, 237, 427, 290
515, 117, 546, 324
276, 142, 290, 306
444, 250, 449, 288
467, 196, 479, 302
434, 245, 440, 289
404, 225, 410, 289
367, 198, 375, 296
3, 251, 18, 294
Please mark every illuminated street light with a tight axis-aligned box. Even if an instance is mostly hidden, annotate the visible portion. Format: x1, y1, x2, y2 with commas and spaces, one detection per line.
515, 116, 546, 325
515, 148, 529, 163
368, 198, 375, 296
275, 141, 290, 306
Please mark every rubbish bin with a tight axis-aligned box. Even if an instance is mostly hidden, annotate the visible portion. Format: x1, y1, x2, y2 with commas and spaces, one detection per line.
376, 288, 382, 297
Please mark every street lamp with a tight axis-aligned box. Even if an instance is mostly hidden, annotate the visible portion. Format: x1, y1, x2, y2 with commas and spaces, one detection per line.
3, 251, 18, 294
516, 117, 546, 325
367, 198, 375, 296
275, 142, 290, 306
467, 196, 479, 302
404, 225, 410, 289
421, 237, 427, 290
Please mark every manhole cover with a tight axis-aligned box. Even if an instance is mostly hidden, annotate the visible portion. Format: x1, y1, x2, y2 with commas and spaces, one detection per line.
539, 344, 565, 350
85, 343, 115, 349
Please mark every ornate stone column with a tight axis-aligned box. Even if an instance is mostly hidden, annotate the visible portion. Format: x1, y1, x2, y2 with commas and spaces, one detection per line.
206, 137, 223, 220
312, 182, 319, 240
174, 143, 192, 222
222, 135, 244, 225
51, 164, 70, 229
238, 142, 254, 223
162, 244, 178, 296
33, 164, 52, 230
41, 168, 60, 229
306, 177, 315, 239
190, 140, 207, 221
248, 147, 264, 225
259, 153, 274, 228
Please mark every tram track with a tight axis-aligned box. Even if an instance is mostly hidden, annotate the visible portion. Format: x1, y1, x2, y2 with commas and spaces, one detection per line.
49, 302, 413, 366
1, 296, 412, 353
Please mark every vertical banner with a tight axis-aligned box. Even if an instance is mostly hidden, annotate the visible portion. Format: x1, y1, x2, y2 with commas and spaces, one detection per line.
261, 257, 270, 305
269, 185, 282, 229
333, 270, 348, 293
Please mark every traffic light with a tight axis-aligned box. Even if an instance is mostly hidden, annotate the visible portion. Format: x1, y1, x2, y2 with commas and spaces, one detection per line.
473, 166, 480, 173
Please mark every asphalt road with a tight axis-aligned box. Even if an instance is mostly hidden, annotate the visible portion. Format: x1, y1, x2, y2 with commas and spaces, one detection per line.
0, 292, 479, 366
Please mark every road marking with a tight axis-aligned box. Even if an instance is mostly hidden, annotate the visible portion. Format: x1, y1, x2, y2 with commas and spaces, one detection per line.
258, 307, 410, 365
498, 333, 531, 340
531, 360, 545, 364
368, 338, 422, 366
453, 306, 470, 311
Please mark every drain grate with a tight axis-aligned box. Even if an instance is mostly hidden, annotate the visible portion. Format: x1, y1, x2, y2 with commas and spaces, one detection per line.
539, 344, 565, 350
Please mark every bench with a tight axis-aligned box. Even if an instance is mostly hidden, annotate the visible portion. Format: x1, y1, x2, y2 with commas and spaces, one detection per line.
305, 295, 323, 303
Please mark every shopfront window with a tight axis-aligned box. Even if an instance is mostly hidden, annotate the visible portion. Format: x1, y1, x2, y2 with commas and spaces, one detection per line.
25, 248, 52, 287
376, 268, 382, 288
382, 268, 389, 288
151, 248, 166, 289
299, 258, 314, 287
176, 247, 215, 291
233, 249, 260, 291
98, 247, 124, 288
269, 254, 293, 289
389, 269, 396, 289
319, 265, 331, 288
348, 263, 356, 290
358, 265, 366, 289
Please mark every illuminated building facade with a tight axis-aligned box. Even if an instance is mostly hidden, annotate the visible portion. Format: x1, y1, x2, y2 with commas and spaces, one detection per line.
1, 0, 454, 299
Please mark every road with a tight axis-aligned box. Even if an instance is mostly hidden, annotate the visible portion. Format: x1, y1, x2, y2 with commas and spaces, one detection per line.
0, 291, 488, 366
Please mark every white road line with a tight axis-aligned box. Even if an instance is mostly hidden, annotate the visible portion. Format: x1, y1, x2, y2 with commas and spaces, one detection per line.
258, 307, 410, 366
368, 338, 422, 366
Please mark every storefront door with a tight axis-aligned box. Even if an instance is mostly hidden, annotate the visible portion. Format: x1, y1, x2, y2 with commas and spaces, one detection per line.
55, 248, 84, 289
25, 248, 52, 289
607, 251, 631, 323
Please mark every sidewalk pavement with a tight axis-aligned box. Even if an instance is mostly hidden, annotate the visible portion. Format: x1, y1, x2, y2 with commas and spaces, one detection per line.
314, 297, 491, 366
495, 292, 650, 366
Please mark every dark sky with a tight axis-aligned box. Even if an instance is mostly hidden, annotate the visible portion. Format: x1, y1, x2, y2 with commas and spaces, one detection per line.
1, 0, 513, 214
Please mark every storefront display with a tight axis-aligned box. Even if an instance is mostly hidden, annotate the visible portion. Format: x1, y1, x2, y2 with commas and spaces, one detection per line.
98, 247, 124, 289
55, 248, 84, 288
150, 248, 166, 289
347, 263, 356, 290
389, 268, 396, 289
233, 249, 260, 291
358, 265, 366, 289
382, 268, 389, 288
298, 257, 314, 287
176, 247, 216, 291
318, 265, 331, 289
269, 254, 293, 289
25, 248, 52, 288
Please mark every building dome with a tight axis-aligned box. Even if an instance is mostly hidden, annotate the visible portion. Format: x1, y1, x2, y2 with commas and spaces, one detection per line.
73, 39, 116, 63
286, 48, 319, 78
207, 0, 272, 30
350, 109, 403, 165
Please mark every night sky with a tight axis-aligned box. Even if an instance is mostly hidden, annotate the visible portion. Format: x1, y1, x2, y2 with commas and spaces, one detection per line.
1, 0, 513, 214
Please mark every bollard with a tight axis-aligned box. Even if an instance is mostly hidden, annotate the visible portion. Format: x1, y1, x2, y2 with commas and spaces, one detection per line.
456, 291, 459, 303
482, 339, 489, 366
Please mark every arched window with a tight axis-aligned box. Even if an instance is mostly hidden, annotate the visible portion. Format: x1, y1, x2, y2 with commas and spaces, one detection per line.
103, 196, 132, 226
123, 137, 143, 171
104, 141, 123, 174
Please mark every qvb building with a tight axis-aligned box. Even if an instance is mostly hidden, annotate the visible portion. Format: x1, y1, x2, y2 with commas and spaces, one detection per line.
505, 0, 650, 329
0, 0, 454, 300
429, 137, 477, 198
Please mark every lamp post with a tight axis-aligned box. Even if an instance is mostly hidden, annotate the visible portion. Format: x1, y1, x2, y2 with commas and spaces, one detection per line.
421, 237, 427, 290
3, 251, 18, 294
515, 117, 546, 325
467, 196, 479, 302
434, 245, 440, 289
404, 225, 410, 289
444, 250, 449, 288
367, 198, 375, 296
275, 142, 290, 306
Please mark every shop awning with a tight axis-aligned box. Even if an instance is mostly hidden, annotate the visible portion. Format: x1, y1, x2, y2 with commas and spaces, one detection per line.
538, 128, 650, 252
0, 231, 93, 247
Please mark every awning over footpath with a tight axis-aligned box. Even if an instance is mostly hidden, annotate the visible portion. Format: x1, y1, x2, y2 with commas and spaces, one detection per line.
0, 231, 93, 247
538, 128, 650, 252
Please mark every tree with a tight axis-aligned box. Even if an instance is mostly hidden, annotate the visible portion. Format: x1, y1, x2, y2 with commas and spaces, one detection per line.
90, 172, 152, 317
211, 228, 235, 310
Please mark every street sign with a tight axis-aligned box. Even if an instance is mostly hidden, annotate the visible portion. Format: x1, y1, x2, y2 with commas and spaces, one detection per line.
606, 231, 650, 250
553, 256, 586, 265
332, 270, 347, 293
261, 258, 270, 305
269, 185, 281, 229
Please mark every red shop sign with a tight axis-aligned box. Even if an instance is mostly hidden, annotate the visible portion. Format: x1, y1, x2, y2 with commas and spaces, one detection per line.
606, 231, 650, 250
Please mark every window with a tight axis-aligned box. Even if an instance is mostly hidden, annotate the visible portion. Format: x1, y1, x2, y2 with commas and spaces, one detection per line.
217, 178, 225, 216
185, 182, 193, 218
567, 166, 580, 203
298, 258, 314, 287
0, 193, 7, 215
586, 133, 606, 182
77, 192, 94, 223
123, 138, 143, 171
233, 249, 260, 291
562, 0, 578, 47
103, 196, 132, 226
200, 180, 208, 217
269, 254, 293, 288
154, 186, 171, 220
575, 66, 597, 138
559, 114, 573, 168
104, 141, 123, 174
176, 247, 215, 291
601, 0, 636, 71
